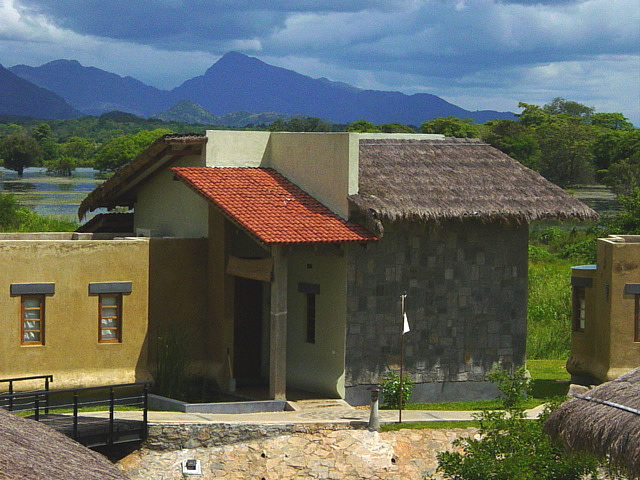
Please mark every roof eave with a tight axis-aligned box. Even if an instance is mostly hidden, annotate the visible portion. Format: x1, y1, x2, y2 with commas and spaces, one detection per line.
78, 134, 207, 219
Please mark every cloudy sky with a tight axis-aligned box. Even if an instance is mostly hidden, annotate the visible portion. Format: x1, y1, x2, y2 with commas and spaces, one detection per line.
1, 0, 638, 123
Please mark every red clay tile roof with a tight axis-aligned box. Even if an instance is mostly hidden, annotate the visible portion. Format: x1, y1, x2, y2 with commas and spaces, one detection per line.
172, 167, 377, 245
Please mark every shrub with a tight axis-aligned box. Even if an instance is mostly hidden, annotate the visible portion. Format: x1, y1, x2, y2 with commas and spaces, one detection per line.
380, 371, 413, 408
434, 372, 601, 480
487, 366, 531, 409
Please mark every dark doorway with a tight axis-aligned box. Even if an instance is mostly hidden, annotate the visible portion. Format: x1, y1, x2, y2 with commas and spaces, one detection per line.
233, 277, 264, 385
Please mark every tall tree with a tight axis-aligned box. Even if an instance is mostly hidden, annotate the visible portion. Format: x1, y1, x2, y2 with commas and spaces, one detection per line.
537, 118, 595, 187
419, 116, 479, 138
543, 97, 594, 120
0, 134, 43, 176
94, 128, 171, 172
483, 120, 540, 170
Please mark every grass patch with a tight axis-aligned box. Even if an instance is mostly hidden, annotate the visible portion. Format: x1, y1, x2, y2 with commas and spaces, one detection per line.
398, 359, 570, 412
381, 420, 480, 432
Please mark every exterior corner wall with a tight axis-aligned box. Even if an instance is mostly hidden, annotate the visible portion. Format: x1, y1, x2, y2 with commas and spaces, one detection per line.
0, 238, 150, 390
286, 247, 347, 398
206, 206, 236, 389
344, 219, 528, 404
133, 155, 208, 238
205, 130, 271, 167
568, 238, 640, 383
567, 262, 603, 382
147, 238, 209, 380
607, 239, 640, 378
266, 132, 356, 219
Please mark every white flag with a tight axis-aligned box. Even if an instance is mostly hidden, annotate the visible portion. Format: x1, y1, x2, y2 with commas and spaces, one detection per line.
403, 312, 410, 334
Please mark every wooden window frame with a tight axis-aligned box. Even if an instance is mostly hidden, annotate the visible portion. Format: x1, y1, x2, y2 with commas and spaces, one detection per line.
572, 287, 586, 332
21, 295, 44, 346
98, 293, 122, 343
306, 292, 316, 344
635, 295, 640, 342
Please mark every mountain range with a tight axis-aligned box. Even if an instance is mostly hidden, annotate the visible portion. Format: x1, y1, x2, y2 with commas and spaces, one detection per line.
2, 52, 515, 125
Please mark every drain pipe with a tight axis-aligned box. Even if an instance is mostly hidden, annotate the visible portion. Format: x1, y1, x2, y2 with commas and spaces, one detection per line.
369, 387, 381, 431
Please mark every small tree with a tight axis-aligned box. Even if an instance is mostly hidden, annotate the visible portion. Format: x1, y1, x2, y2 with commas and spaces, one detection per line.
434, 367, 601, 480
0, 134, 43, 176
419, 116, 479, 138
380, 371, 414, 408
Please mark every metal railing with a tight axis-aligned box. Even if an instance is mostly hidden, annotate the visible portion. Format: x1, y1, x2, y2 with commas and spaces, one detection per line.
0, 381, 150, 447
0, 375, 53, 413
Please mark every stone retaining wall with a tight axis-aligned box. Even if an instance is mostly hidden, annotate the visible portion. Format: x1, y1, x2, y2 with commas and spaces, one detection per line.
145, 422, 360, 451
120, 425, 480, 479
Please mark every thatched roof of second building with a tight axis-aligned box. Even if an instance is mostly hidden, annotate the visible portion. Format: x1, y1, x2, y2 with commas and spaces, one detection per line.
545, 368, 640, 479
0, 408, 128, 480
350, 138, 598, 222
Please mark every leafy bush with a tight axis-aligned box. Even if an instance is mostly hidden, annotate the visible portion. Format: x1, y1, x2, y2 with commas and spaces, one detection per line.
435, 405, 600, 480
434, 371, 601, 480
380, 371, 413, 408
0, 192, 77, 232
487, 366, 531, 409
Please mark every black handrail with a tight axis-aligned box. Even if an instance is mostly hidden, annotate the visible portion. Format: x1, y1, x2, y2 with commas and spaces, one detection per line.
0, 375, 53, 413
3, 381, 149, 399
0, 381, 151, 447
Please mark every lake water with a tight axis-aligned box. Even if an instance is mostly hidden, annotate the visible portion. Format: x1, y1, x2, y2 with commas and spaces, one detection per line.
0, 167, 106, 221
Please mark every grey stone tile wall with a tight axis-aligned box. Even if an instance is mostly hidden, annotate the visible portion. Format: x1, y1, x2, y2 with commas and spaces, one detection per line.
345, 219, 528, 402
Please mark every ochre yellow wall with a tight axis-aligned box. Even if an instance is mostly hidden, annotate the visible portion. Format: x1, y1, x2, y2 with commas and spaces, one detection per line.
0, 237, 150, 391
568, 236, 640, 383
147, 238, 210, 378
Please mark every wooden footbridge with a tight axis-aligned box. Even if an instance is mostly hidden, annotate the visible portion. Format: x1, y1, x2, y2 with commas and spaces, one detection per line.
0, 375, 149, 448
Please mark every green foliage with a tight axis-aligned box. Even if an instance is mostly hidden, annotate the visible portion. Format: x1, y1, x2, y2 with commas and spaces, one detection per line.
527, 255, 573, 359
544, 97, 595, 119
487, 366, 531, 409
607, 188, 640, 234
591, 112, 634, 131
94, 128, 172, 172
154, 328, 190, 400
378, 122, 415, 133
483, 119, 540, 169
345, 119, 380, 133
435, 366, 599, 480
44, 155, 76, 176
435, 405, 600, 480
0, 192, 77, 232
268, 117, 332, 132
537, 118, 595, 187
419, 116, 479, 138
0, 134, 43, 175
380, 371, 414, 408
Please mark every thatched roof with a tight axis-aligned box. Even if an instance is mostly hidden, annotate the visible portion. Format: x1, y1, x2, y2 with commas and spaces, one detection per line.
545, 368, 640, 479
78, 133, 206, 220
0, 408, 128, 480
349, 138, 598, 222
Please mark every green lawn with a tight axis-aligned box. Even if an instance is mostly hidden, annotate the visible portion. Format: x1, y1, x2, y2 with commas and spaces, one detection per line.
398, 359, 569, 412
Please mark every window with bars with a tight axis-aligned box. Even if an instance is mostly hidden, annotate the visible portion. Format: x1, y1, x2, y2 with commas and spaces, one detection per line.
99, 294, 122, 343
573, 287, 586, 332
635, 295, 640, 342
21, 295, 44, 345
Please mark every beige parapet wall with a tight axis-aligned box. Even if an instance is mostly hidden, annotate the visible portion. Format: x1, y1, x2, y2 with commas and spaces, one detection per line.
0, 234, 151, 391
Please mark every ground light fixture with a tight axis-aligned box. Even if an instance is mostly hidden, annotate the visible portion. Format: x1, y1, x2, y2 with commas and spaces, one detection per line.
181, 459, 202, 476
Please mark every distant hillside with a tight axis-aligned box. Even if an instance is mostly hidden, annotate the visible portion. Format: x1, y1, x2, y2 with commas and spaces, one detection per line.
0, 64, 79, 119
154, 100, 299, 127
10, 60, 172, 117
169, 52, 515, 125
9, 52, 515, 124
